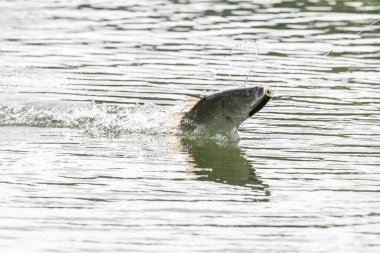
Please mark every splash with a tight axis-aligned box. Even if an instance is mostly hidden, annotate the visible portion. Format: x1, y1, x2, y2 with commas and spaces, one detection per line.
0, 103, 181, 137
0, 102, 243, 140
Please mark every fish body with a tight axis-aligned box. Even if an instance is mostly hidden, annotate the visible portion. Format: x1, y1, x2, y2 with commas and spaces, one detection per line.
180, 86, 272, 135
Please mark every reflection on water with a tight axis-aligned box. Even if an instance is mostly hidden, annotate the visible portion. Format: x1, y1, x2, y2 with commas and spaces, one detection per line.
182, 138, 269, 194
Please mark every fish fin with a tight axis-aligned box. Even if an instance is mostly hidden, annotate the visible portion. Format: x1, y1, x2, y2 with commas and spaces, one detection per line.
184, 94, 204, 111
184, 93, 205, 99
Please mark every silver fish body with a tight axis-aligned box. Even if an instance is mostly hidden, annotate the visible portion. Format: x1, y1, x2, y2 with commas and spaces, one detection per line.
180, 86, 272, 135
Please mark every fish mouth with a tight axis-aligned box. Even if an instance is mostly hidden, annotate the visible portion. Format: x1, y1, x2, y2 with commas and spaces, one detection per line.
249, 89, 273, 117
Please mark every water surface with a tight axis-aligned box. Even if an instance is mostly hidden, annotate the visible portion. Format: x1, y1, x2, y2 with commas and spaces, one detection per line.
1, 0, 380, 252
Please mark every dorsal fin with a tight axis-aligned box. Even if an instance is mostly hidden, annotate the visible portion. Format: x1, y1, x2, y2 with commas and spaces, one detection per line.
184, 93, 205, 112
184, 93, 205, 99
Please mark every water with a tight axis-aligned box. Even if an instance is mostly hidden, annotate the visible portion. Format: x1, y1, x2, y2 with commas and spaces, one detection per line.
1, 0, 380, 252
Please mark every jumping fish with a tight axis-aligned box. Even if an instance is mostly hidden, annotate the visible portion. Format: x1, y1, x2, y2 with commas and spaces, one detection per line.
180, 86, 273, 135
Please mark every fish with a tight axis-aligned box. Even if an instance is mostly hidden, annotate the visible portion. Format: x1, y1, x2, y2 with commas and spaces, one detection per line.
180, 86, 273, 135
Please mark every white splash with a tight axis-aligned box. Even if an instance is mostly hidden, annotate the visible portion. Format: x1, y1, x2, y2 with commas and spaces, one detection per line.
0, 103, 181, 137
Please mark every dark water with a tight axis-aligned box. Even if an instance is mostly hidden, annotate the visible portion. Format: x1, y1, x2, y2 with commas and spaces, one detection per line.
1, 0, 379, 252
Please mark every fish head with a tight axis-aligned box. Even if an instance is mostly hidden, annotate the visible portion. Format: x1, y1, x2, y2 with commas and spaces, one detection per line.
219, 86, 271, 125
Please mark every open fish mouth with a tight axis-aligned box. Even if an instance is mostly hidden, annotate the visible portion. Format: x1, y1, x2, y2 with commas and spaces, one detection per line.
249, 89, 273, 117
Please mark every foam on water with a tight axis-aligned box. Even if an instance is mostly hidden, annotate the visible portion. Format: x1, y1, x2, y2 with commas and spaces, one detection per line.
0, 103, 181, 136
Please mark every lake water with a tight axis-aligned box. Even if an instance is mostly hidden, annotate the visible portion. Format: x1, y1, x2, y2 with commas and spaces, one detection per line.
1, 0, 379, 252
